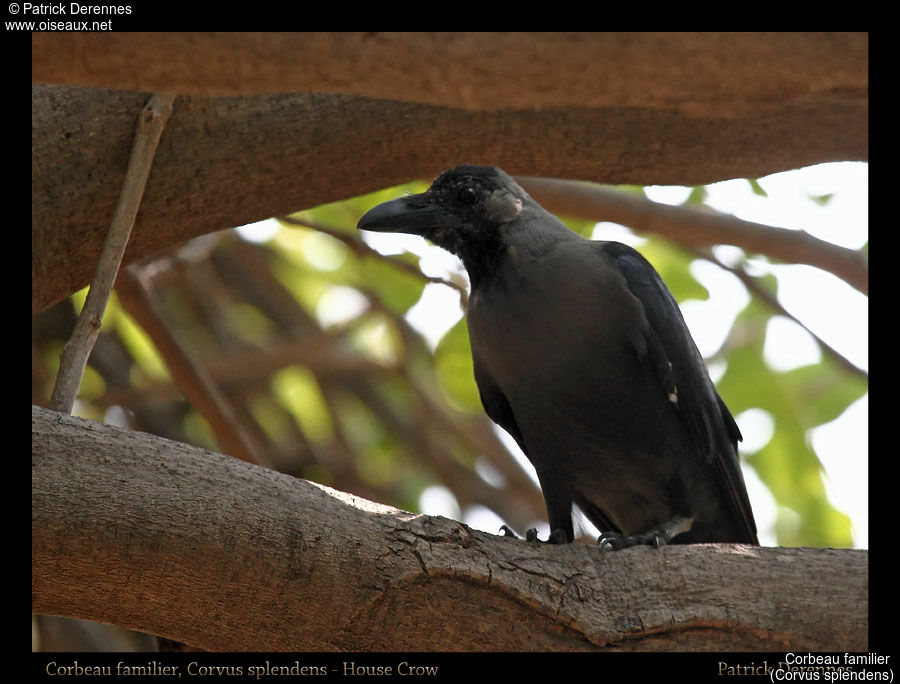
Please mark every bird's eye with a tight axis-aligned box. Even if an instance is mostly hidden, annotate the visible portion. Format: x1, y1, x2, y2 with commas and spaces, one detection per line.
456, 185, 478, 205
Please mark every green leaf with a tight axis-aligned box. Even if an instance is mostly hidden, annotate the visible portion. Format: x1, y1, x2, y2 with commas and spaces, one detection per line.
684, 185, 709, 206
809, 193, 834, 206
271, 366, 334, 445
290, 181, 431, 233
361, 253, 426, 314
716, 294, 859, 547
638, 240, 710, 302
557, 214, 598, 238
433, 318, 481, 412
780, 362, 868, 427
747, 178, 769, 197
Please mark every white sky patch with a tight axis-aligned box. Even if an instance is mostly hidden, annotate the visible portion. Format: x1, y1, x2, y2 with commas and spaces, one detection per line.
735, 408, 776, 455
740, 464, 778, 547
591, 221, 647, 247
419, 485, 461, 520
463, 504, 508, 535
405, 284, 465, 350
810, 395, 868, 549
711, 244, 747, 269
493, 424, 540, 486
474, 457, 507, 489
360, 230, 468, 350
644, 184, 693, 206
769, 264, 868, 373
235, 218, 281, 243
361, 230, 429, 257
763, 315, 822, 372
705, 162, 868, 250
103, 404, 130, 428
706, 358, 727, 385
315, 286, 370, 328
680, 260, 750, 358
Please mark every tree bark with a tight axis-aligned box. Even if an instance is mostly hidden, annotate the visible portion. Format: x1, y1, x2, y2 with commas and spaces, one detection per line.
31, 32, 867, 113
32, 406, 868, 652
31, 33, 867, 314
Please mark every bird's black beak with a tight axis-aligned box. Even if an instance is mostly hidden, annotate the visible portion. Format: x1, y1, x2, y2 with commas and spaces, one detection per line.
357, 194, 457, 236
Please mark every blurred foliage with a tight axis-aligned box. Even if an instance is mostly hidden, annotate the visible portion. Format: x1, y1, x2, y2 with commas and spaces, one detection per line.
32, 176, 867, 556
716, 283, 865, 547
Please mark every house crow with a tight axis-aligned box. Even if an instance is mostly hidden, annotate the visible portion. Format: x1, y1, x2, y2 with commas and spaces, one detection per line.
358, 165, 758, 548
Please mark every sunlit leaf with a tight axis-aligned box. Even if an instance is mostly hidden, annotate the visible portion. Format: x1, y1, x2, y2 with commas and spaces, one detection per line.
290, 181, 430, 233
433, 318, 481, 412
809, 193, 834, 206
361, 253, 426, 314
226, 303, 275, 343
717, 295, 857, 548
557, 215, 597, 238
248, 394, 297, 449
114, 309, 170, 384
350, 313, 402, 365
684, 185, 709, 206
638, 240, 710, 302
747, 178, 768, 197
183, 411, 217, 451
272, 366, 334, 445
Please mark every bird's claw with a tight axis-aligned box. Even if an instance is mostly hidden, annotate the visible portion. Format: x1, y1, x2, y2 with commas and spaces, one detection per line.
597, 531, 627, 552
547, 528, 569, 544
597, 516, 693, 552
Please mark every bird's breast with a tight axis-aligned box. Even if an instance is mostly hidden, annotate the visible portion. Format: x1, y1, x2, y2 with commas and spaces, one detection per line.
467, 258, 640, 391
466, 249, 679, 456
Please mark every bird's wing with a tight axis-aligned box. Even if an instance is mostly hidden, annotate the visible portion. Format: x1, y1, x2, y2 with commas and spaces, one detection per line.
472, 356, 529, 456
599, 241, 757, 542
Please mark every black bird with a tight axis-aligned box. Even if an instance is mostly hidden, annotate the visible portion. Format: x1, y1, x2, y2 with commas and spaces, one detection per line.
358, 165, 758, 548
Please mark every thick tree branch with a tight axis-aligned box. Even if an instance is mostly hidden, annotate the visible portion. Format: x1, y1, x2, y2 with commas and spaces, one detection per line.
31, 32, 867, 115
32, 77, 865, 314
32, 406, 867, 652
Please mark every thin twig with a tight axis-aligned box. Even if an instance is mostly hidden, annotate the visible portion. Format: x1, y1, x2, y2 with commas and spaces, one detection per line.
49, 94, 176, 414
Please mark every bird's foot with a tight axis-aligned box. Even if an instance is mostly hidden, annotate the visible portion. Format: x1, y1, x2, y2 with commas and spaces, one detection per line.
500, 525, 569, 544
597, 515, 694, 552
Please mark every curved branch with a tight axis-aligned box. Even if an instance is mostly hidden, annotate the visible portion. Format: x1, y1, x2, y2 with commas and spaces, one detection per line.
517, 178, 868, 295
32, 32, 867, 114
32, 84, 865, 315
32, 406, 867, 652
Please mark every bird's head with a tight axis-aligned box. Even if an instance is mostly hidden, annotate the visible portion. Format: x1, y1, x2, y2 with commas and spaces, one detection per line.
357, 165, 527, 275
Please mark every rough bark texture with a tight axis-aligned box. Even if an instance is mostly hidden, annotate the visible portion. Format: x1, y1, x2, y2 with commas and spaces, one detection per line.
31, 32, 867, 113
31, 32, 867, 314
32, 406, 868, 652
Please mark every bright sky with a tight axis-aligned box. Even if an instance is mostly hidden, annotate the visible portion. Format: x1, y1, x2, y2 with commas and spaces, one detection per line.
239, 161, 869, 549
